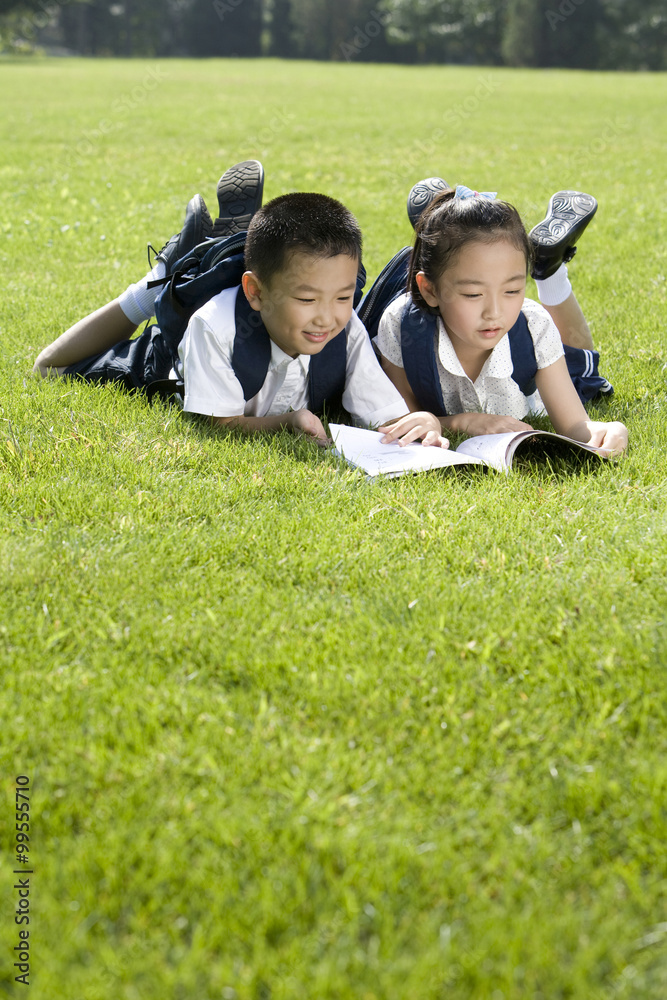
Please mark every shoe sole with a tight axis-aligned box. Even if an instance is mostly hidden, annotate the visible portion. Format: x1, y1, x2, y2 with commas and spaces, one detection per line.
407, 177, 449, 229
213, 159, 265, 237
529, 190, 597, 248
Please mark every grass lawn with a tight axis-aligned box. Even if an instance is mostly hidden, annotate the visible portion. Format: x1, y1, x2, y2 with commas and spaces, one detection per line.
0, 57, 666, 999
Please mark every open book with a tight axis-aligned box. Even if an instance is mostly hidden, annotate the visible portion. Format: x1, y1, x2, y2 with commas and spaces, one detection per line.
329, 423, 609, 477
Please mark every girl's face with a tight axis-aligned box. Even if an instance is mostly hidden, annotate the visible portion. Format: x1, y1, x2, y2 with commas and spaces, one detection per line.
416, 238, 528, 360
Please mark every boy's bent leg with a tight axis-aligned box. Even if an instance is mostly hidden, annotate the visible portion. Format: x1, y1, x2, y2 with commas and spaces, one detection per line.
33, 300, 138, 376
34, 190, 219, 377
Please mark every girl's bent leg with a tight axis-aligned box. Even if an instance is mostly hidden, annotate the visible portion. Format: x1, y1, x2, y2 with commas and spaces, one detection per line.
541, 292, 594, 351
534, 263, 595, 351
33, 300, 138, 377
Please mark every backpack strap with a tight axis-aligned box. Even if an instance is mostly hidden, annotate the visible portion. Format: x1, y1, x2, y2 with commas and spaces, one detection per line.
232, 288, 273, 401
153, 232, 248, 353
356, 246, 412, 340
507, 312, 537, 396
400, 301, 447, 414
308, 330, 348, 414
400, 303, 539, 413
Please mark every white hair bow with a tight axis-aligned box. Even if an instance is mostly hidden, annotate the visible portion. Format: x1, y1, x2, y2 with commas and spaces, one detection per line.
454, 184, 497, 201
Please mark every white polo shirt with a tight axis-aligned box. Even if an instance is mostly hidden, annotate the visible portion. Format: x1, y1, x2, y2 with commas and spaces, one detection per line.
177, 286, 408, 426
374, 293, 564, 419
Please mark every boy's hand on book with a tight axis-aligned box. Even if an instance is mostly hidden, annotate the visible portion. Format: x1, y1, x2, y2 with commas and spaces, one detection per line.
378, 412, 449, 449
442, 413, 534, 437
288, 409, 330, 447
583, 420, 628, 456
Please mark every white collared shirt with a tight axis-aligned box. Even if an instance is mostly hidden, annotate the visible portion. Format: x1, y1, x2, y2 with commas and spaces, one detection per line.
178, 286, 408, 426
374, 293, 564, 418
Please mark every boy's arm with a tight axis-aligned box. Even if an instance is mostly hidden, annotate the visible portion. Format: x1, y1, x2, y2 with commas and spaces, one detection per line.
182, 303, 327, 444
212, 410, 329, 445
535, 356, 628, 454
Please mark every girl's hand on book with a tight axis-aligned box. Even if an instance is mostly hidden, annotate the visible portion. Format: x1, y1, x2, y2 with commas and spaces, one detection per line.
442, 412, 534, 436
583, 420, 628, 456
378, 412, 449, 449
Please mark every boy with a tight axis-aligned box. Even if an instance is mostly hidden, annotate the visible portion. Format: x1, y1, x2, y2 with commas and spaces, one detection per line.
33, 162, 445, 447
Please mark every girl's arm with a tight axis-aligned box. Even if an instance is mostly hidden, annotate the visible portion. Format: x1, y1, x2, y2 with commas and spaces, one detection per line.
535, 356, 628, 454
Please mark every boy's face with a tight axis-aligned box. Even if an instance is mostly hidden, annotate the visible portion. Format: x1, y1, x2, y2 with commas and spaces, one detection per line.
242, 252, 359, 358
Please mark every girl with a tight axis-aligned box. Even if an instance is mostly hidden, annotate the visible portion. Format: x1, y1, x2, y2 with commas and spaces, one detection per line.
377, 186, 628, 454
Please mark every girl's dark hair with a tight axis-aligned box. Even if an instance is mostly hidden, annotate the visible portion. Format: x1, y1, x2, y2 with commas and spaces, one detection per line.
244, 192, 362, 285
408, 188, 533, 311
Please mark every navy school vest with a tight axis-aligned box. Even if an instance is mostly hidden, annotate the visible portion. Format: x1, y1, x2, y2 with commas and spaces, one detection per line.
399, 301, 537, 416
232, 288, 348, 413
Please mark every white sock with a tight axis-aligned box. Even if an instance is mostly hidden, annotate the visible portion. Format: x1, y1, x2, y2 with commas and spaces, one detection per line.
534, 263, 572, 307
118, 260, 167, 324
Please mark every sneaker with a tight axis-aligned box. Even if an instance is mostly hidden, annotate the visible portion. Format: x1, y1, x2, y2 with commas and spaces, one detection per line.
155, 193, 213, 274
407, 176, 450, 230
213, 159, 265, 237
529, 191, 598, 280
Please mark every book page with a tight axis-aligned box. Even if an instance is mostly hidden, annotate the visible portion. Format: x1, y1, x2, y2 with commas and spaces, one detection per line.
456, 430, 608, 472
455, 432, 525, 472
330, 424, 482, 477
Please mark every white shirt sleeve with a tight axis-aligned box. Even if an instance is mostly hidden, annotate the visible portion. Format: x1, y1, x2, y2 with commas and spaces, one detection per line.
178, 288, 246, 417
342, 313, 409, 426
374, 292, 409, 368
522, 298, 565, 369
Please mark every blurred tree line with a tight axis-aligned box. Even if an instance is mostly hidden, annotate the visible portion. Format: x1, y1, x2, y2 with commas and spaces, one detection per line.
1, 0, 665, 69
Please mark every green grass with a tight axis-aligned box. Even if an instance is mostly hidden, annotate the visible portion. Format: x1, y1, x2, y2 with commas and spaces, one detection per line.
1, 58, 667, 1000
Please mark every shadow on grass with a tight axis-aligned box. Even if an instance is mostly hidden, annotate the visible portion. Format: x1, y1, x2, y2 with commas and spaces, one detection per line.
185, 410, 617, 485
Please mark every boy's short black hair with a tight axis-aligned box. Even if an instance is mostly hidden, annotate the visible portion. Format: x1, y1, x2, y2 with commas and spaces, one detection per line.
244, 192, 362, 285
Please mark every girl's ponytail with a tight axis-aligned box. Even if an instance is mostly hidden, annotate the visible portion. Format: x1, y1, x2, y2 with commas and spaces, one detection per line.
408, 189, 455, 312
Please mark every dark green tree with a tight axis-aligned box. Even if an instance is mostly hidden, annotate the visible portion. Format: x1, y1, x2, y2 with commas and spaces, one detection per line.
268, 0, 294, 56
540, 0, 603, 69
185, 0, 262, 56
501, 0, 540, 66
380, 0, 505, 65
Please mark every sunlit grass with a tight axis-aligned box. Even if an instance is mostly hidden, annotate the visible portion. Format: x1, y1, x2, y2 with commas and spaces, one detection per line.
0, 57, 666, 1000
